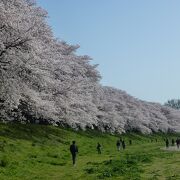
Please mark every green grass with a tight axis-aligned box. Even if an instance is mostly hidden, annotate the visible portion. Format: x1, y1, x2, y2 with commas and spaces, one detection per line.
0, 122, 179, 180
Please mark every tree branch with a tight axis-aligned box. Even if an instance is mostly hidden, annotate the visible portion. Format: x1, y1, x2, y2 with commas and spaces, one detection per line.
0, 38, 31, 58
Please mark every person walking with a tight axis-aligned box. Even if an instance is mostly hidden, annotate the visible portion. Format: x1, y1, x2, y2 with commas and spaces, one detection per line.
129, 139, 132, 145
122, 140, 126, 150
97, 142, 102, 154
70, 141, 78, 166
116, 140, 121, 151
165, 139, 169, 148
176, 138, 180, 149
171, 139, 175, 146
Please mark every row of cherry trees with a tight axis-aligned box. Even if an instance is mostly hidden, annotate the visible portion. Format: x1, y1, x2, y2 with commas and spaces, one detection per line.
0, 0, 180, 133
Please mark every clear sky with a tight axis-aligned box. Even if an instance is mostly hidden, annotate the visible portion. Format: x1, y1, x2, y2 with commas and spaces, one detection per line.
37, 0, 180, 104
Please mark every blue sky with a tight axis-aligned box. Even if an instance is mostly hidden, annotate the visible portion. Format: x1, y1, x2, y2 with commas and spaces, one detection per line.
37, 0, 180, 103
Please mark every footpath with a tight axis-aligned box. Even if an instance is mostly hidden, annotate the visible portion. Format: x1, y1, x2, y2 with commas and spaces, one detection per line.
161, 146, 180, 151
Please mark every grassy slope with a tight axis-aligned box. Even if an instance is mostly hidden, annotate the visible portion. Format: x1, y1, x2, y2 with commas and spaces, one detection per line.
0, 123, 179, 180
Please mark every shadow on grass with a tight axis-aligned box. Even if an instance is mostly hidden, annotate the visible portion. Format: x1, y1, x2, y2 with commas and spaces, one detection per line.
0, 122, 70, 143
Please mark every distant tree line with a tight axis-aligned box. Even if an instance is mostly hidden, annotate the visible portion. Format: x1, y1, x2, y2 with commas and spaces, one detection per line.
164, 99, 180, 110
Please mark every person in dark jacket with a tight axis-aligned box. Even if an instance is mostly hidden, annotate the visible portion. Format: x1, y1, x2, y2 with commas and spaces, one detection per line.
176, 138, 180, 149
165, 139, 169, 148
129, 139, 132, 145
97, 142, 102, 154
122, 140, 126, 150
70, 141, 78, 165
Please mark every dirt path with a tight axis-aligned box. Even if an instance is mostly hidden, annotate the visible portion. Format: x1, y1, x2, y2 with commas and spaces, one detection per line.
161, 146, 180, 151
